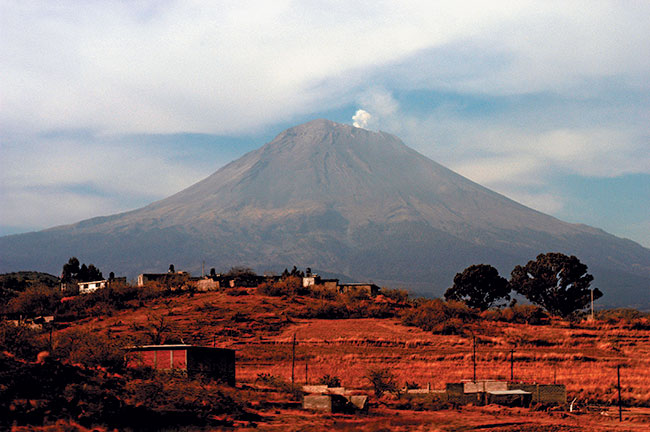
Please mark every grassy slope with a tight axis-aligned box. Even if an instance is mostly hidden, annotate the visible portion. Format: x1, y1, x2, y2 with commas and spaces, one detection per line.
55, 288, 650, 431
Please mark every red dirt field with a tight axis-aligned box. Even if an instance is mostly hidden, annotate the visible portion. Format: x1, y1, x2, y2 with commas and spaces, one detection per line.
53, 288, 650, 431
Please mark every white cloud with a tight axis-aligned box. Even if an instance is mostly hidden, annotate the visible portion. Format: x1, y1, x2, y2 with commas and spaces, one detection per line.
1, 1, 649, 244
352, 109, 372, 129
0, 134, 223, 230
2, 1, 648, 135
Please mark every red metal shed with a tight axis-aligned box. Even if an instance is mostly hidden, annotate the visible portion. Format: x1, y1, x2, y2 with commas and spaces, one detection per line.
127, 344, 235, 385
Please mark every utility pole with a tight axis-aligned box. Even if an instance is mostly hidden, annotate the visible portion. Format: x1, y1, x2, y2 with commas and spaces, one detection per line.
473, 336, 477, 382
510, 348, 514, 381
305, 361, 308, 385
617, 365, 622, 422
202, 261, 205, 277
291, 333, 296, 389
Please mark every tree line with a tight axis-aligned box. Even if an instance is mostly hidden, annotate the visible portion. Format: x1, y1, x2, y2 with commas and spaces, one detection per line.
444, 252, 603, 318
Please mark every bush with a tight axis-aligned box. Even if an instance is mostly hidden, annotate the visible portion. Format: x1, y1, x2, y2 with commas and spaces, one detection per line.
53, 328, 128, 372
401, 299, 475, 333
596, 308, 649, 326
0, 321, 48, 361
499, 304, 548, 325
255, 373, 302, 399
366, 367, 399, 398
258, 276, 307, 297
7, 284, 61, 316
317, 374, 341, 387
296, 301, 349, 319
381, 288, 410, 303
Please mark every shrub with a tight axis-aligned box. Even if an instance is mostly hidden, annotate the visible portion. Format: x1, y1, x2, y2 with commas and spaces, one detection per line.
53, 328, 128, 372
596, 308, 649, 327
0, 321, 48, 361
317, 374, 341, 387
258, 276, 307, 297
401, 299, 475, 333
366, 367, 400, 398
7, 284, 61, 316
405, 381, 420, 390
255, 373, 302, 399
296, 301, 349, 319
381, 288, 410, 303
502, 304, 548, 325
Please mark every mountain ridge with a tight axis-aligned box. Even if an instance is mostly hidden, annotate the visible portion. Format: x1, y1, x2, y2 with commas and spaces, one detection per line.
1, 119, 648, 307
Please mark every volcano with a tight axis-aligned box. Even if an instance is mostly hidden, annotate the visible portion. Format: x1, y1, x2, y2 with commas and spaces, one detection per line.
2, 119, 648, 307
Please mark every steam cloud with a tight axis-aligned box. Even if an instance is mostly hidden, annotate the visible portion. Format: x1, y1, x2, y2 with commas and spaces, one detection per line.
352, 109, 372, 129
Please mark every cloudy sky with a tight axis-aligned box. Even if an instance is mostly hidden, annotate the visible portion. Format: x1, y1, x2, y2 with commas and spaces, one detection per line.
1, 1, 649, 247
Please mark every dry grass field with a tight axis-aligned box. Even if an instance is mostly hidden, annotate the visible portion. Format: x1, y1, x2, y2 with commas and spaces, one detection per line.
44, 286, 649, 431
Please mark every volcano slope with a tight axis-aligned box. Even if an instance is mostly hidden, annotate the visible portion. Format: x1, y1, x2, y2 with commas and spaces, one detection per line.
1, 119, 649, 307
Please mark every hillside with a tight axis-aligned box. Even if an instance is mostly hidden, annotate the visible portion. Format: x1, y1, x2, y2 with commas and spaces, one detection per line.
1, 119, 649, 307
4, 284, 649, 430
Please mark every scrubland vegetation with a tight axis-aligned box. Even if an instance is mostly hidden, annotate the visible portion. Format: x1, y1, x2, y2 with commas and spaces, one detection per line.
1, 272, 649, 430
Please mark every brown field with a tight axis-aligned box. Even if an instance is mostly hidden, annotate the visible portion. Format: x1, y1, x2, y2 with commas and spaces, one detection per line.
54, 288, 650, 431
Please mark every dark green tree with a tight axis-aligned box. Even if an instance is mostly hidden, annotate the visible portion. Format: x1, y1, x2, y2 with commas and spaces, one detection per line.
510, 252, 601, 318
61, 257, 80, 282
61, 257, 102, 282
444, 264, 510, 310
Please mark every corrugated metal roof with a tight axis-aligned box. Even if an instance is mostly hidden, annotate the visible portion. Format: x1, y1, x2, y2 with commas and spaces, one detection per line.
488, 390, 531, 395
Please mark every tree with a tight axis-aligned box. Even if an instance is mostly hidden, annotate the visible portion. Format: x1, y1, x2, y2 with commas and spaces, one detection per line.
510, 252, 601, 318
62, 257, 80, 282
61, 257, 103, 283
444, 264, 510, 310
225, 266, 256, 277
8, 285, 61, 317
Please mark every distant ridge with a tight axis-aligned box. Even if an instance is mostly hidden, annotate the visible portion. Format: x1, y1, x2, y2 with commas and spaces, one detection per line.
1, 119, 649, 307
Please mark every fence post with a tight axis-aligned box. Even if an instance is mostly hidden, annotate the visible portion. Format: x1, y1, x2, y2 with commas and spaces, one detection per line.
617, 365, 622, 422
291, 333, 296, 389
473, 335, 476, 382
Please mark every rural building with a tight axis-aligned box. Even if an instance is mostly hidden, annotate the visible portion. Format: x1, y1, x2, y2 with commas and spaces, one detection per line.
337, 283, 381, 296
302, 275, 339, 291
78, 277, 126, 294
508, 383, 566, 404
302, 385, 368, 413
191, 277, 220, 291
301, 275, 379, 296
127, 344, 236, 385
137, 271, 190, 288
444, 380, 565, 406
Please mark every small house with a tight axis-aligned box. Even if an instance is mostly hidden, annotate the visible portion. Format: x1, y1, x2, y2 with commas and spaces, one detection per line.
302, 385, 368, 413
137, 271, 190, 288
127, 344, 236, 385
337, 283, 381, 296
78, 277, 126, 294
445, 380, 565, 406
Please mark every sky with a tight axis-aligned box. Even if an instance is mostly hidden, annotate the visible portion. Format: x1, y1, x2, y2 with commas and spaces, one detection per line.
1, 1, 649, 247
